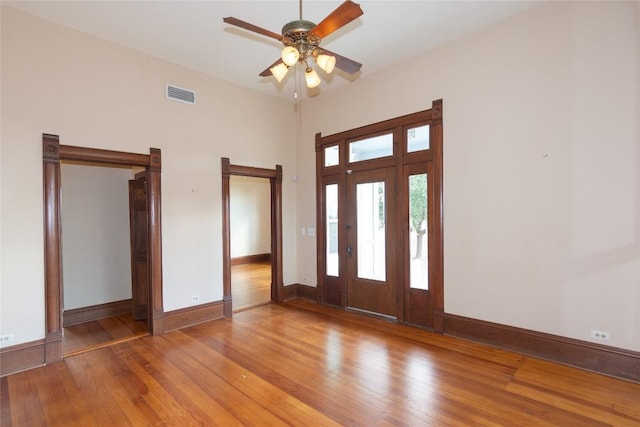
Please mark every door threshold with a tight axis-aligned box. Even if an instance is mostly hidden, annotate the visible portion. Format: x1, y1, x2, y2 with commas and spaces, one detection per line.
233, 301, 272, 313
347, 307, 397, 322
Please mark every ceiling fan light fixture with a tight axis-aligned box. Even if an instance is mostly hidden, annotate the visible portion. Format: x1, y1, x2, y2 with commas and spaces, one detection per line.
316, 54, 336, 74
305, 67, 321, 88
270, 63, 289, 82
224, 0, 365, 94
281, 46, 300, 66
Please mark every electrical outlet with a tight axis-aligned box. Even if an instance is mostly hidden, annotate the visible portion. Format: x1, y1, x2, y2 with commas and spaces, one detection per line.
591, 329, 610, 341
0, 334, 15, 344
191, 295, 200, 303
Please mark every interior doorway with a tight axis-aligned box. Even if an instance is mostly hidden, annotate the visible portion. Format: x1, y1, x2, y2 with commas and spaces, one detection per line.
59, 162, 149, 356
221, 158, 284, 317
42, 134, 163, 364
229, 175, 272, 312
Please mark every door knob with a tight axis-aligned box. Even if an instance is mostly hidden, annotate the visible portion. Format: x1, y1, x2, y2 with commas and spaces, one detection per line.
347, 246, 352, 257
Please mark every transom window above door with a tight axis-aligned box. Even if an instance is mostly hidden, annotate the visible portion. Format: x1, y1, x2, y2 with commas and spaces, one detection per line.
348, 133, 393, 163
407, 124, 430, 153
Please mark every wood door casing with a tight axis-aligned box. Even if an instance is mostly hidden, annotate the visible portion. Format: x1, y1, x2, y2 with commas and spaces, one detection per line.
315, 99, 444, 329
221, 158, 284, 318
43, 134, 163, 364
129, 172, 149, 321
346, 167, 398, 318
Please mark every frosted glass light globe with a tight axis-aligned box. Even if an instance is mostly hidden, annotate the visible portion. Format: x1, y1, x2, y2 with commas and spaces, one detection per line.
281, 46, 300, 66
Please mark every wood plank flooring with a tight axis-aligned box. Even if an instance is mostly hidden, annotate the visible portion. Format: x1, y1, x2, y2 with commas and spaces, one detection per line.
2, 300, 639, 426
232, 261, 271, 312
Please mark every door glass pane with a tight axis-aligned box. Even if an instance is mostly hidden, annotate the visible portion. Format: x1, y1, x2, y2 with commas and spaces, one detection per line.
409, 173, 428, 289
407, 125, 430, 152
356, 181, 386, 281
326, 184, 339, 277
324, 145, 339, 167
349, 133, 393, 163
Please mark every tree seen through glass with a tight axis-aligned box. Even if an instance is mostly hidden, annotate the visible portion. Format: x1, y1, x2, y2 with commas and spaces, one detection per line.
409, 174, 428, 289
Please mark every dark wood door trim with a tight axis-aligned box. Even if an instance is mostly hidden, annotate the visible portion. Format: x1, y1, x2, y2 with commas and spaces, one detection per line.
42, 134, 163, 364
314, 99, 444, 329
430, 100, 444, 332
129, 173, 149, 321
221, 158, 284, 317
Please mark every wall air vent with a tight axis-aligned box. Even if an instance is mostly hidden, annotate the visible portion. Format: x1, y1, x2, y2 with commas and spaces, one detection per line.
166, 84, 196, 105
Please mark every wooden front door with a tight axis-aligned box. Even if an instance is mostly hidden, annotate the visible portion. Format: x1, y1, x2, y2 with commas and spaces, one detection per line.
129, 172, 149, 321
346, 167, 398, 318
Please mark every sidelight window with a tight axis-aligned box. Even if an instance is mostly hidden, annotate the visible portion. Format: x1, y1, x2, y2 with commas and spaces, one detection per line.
325, 184, 339, 277
409, 173, 428, 290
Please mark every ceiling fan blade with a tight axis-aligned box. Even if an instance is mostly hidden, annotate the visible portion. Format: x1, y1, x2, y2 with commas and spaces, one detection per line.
223, 17, 282, 41
309, 1, 363, 39
259, 59, 284, 77
320, 48, 362, 75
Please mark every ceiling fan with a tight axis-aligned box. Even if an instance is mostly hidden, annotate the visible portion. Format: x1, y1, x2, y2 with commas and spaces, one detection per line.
223, 0, 363, 89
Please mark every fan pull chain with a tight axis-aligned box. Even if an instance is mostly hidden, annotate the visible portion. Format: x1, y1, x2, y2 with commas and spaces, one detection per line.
295, 62, 303, 146
294, 62, 300, 101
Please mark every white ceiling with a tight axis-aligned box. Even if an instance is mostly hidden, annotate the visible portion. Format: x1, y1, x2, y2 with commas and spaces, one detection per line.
5, 0, 544, 101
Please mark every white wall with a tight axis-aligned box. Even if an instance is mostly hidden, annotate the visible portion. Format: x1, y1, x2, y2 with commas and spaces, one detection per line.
230, 176, 271, 258
0, 6, 297, 347
297, 1, 640, 351
61, 163, 133, 310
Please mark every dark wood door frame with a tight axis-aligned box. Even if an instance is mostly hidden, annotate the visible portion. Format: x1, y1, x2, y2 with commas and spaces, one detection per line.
43, 134, 163, 364
221, 158, 283, 317
314, 99, 444, 330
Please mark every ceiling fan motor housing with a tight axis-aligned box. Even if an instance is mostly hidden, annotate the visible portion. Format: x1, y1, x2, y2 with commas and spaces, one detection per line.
282, 20, 320, 58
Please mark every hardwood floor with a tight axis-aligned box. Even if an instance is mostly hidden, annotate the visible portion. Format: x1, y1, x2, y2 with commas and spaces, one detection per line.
232, 261, 271, 312
62, 313, 148, 356
3, 300, 639, 426
61, 259, 271, 357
